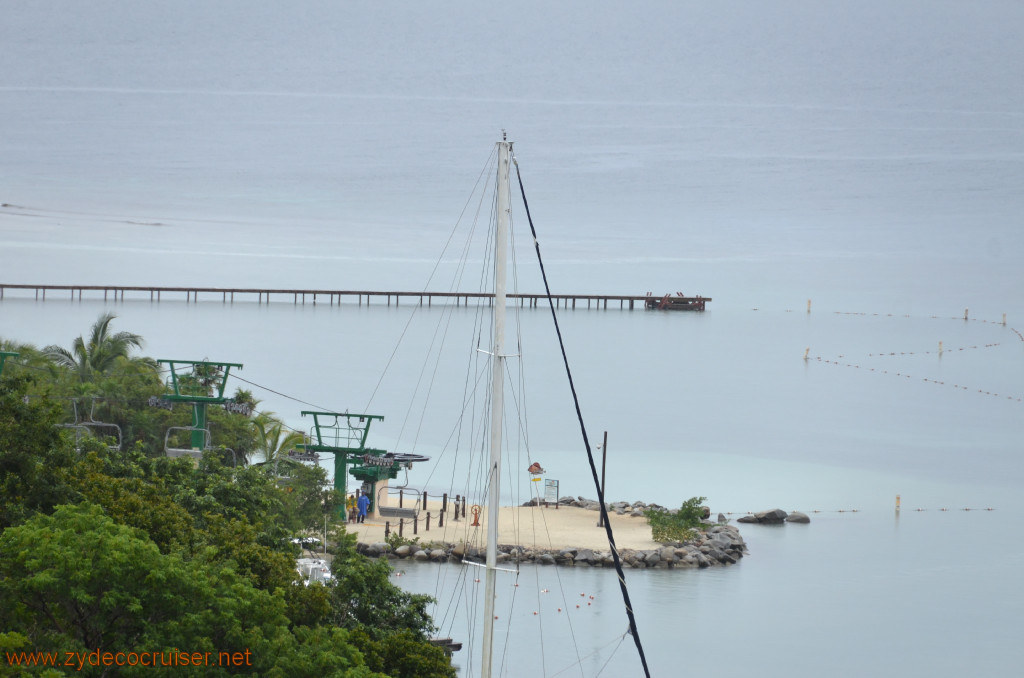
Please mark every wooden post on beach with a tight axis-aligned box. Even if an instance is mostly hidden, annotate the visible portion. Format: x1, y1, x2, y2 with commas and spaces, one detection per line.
461, 495, 467, 519
413, 515, 418, 535
440, 494, 447, 527
399, 519, 404, 538
385, 522, 391, 540
454, 494, 460, 521
426, 512, 431, 531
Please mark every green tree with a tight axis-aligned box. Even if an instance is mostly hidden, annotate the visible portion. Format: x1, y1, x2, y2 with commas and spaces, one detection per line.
0, 375, 78, 529
645, 496, 709, 544
42, 312, 148, 383
0, 504, 392, 677
0, 333, 455, 676
326, 542, 435, 640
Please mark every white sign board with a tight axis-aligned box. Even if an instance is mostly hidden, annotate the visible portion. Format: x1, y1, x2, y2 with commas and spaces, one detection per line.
543, 479, 559, 504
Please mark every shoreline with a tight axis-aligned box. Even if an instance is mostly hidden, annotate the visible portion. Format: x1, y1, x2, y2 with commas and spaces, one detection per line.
343, 504, 747, 569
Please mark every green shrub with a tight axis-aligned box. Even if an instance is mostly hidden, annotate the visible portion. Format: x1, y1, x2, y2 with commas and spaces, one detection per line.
644, 496, 708, 544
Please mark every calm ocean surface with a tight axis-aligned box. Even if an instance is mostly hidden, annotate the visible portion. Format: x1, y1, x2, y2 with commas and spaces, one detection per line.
2, 2, 1023, 675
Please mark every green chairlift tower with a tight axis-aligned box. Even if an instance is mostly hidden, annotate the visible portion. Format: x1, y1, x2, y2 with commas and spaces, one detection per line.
298, 411, 430, 517
157, 359, 243, 458
0, 352, 18, 377
299, 411, 390, 511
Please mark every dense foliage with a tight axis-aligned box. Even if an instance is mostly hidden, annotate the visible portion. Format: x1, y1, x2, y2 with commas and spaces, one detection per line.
644, 496, 709, 544
0, 318, 454, 677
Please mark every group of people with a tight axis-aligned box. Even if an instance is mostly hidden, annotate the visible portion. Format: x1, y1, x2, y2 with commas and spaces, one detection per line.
346, 490, 371, 523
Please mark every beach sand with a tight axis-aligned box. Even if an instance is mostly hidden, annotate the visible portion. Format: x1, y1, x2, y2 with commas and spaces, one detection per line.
342, 502, 660, 552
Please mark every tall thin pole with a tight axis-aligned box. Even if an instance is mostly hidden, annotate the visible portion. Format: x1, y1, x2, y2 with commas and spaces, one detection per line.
598, 430, 608, 527
481, 138, 511, 678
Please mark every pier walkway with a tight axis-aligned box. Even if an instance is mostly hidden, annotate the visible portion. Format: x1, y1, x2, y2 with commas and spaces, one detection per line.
0, 284, 710, 311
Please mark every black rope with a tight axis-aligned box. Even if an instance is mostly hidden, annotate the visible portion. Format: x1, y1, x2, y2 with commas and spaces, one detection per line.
512, 154, 652, 678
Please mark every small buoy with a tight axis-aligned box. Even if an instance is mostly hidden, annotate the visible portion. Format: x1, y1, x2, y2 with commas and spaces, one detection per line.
576, 604, 580, 608
558, 608, 562, 613
587, 602, 592, 606
580, 593, 585, 597
533, 611, 538, 615
474, 578, 480, 583
494, 615, 499, 619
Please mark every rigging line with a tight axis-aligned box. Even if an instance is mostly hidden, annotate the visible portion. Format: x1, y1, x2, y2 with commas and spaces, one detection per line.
227, 373, 331, 411
531, 489, 548, 678
419, 352, 489, 488
363, 146, 498, 414
512, 152, 653, 678
395, 158, 492, 453
497, 572, 522, 677
594, 634, 627, 678
548, 631, 630, 678
539, 535, 585, 676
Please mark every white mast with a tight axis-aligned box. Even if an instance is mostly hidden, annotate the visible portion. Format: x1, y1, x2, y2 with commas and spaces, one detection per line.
481, 137, 511, 678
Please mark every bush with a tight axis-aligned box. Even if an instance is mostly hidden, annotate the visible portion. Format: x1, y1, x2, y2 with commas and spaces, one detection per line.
644, 496, 708, 544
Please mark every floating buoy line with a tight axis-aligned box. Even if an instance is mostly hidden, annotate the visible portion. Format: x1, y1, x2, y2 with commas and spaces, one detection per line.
794, 307, 1022, 403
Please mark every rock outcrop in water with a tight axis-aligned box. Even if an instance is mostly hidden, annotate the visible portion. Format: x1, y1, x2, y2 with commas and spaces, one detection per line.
736, 508, 811, 524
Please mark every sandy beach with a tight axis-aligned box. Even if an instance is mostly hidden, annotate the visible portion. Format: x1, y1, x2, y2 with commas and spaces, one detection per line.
341, 503, 661, 552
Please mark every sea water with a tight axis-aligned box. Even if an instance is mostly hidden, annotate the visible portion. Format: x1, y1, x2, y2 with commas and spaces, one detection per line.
2, 1, 1023, 675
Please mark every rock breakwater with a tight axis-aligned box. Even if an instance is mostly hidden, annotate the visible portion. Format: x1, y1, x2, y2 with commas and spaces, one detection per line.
356, 515, 747, 570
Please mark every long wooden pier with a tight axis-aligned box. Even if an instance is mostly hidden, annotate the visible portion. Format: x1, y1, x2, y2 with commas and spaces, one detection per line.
0, 284, 710, 311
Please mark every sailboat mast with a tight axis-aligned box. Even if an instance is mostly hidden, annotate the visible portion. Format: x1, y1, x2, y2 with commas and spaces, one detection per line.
481, 138, 511, 678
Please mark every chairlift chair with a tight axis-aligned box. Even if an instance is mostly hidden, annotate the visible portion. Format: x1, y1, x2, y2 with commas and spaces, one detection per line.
164, 426, 212, 460
57, 399, 121, 452
84, 398, 123, 451
376, 477, 424, 521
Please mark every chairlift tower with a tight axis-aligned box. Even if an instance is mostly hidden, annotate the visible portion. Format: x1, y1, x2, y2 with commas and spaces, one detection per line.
0, 351, 18, 377
297, 411, 429, 518
157, 359, 243, 454
298, 411, 391, 502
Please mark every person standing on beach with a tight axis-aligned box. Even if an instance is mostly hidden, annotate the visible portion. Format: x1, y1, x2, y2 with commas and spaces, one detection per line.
357, 491, 370, 523
346, 494, 357, 523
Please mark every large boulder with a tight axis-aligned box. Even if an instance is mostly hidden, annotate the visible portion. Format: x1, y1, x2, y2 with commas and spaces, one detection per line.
756, 509, 789, 523
575, 549, 596, 564
738, 509, 789, 524
786, 511, 811, 523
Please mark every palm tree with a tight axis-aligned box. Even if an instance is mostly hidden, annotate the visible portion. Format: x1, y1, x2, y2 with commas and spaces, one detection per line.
251, 412, 307, 469
0, 338, 48, 377
43, 313, 146, 382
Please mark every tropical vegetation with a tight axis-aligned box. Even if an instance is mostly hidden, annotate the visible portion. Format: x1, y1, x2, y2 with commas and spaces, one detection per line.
0, 316, 454, 677
644, 496, 709, 543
